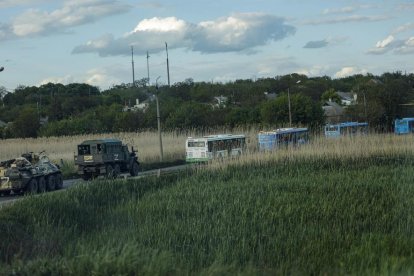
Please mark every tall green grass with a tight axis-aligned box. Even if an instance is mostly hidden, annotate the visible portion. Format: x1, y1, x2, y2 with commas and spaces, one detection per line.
1, 153, 414, 275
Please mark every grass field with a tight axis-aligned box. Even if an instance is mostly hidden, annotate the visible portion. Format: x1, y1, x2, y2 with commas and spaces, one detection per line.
0, 127, 257, 172
1, 134, 414, 275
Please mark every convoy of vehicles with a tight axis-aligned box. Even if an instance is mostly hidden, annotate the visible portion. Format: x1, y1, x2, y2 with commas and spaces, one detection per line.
185, 134, 246, 162
74, 139, 140, 180
258, 128, 309, 151
324, 122, 368, 138
4, 116, 414, 196
0, 152, 63, 195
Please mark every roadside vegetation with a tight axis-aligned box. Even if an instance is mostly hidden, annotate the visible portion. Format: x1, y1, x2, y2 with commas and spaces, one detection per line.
1, 134, 414, 275
1, 72, 413, 139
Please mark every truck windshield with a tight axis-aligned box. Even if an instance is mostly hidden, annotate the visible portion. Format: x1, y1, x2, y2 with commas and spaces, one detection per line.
78, 145, 90, 155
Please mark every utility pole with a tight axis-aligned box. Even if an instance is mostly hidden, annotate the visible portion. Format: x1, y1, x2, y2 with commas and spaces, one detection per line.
131, 46, 135, 87
155, 76, 164, 161
165, 42, 170, 86
287, 79, 301, 128
146, 51, 150, 86
287, 87, 292, 127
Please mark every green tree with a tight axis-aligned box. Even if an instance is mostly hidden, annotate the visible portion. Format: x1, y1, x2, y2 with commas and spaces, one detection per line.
165, 102, 212, 130
320, 88, 341, 104
12, 107, 40, 138
261, 93, 324, 128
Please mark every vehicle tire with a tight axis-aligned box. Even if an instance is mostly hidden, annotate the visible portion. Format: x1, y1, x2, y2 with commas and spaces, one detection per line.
82, 174, 91, 181
26, 178, 38, 194
55, 174, 63, 189
114, 164, 121, 178
1, 191, 11, 196
38, 177, 46, 193
106, 164, 114, 178
47, 175, 56, 191
130, 162, 139, 176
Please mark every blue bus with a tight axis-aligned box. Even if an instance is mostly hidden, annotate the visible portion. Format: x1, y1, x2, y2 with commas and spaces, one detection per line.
324, 122, 368, 138
258, 128, 309, 151
394, 118, 414, 134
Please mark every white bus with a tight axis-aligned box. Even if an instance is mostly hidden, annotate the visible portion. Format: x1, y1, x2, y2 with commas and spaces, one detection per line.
186, 134, 246, 162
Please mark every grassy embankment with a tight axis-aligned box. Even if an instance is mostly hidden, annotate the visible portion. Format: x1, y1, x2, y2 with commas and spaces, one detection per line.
1, 134, 414, 274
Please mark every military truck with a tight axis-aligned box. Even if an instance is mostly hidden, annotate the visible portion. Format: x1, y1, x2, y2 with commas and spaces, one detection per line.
74, 139, 140, 180
0, 152, 63, 195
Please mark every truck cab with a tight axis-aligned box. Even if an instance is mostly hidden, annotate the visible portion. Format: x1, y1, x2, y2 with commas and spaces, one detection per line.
75, 139, 139, 180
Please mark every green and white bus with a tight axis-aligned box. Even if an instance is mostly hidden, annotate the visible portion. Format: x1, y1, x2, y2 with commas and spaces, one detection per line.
186, 134, 246, 162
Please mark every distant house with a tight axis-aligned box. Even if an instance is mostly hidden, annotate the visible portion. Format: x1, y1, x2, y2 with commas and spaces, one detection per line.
323, 101, 345, 123
123, 98, 150, 112
39, 116, 48, 126
264, 91, 277, 101
213, 95, 228, 108
336, 91, 357, 106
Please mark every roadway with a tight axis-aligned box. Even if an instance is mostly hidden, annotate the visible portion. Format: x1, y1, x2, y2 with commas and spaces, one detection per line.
0, 164, 192, 207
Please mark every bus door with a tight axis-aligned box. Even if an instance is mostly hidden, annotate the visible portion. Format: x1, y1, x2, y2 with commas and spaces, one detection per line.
213, 140, 228, 158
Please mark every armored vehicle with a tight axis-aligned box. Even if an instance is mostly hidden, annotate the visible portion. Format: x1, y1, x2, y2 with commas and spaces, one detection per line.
0, 152, 63, 195
74, 139, 139, 180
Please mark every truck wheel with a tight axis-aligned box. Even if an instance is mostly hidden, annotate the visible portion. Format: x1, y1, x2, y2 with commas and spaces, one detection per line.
106, 164, 114, 178
55, 174, 63, 189
38, 177, 46, 193
26, 179, 38, 194
114, 164, 121, 178
130, 162, 139, 176
82, 173, 91, 181
47, 175, 56, 191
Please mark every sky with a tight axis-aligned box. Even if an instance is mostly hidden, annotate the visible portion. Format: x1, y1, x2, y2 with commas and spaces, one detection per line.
0, 0, 414, 91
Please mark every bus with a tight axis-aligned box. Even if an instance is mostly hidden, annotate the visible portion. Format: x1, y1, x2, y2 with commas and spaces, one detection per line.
394, 118, 414, 134
186, 134, 246, 162
324, 122, 368, 138
258, 128, 309, 151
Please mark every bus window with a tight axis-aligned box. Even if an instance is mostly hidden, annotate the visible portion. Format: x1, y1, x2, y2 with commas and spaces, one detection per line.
188, 141, 205, 148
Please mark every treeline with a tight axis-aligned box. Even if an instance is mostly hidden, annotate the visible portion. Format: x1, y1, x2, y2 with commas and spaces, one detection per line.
0, 72, 413, 138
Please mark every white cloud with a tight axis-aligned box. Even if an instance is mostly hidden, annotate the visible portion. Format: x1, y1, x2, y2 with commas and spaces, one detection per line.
39, 68, 121, 90
304, 14, 391, 25
392, 22, 414, 34
396, 3, 414, 11
39, 75, 76, 86
367, 35, 395, 54
322, 6, 355, 15
367, 35, 414, 55
376, 35, 394, 48
133, 17, 187, 33
84, 68, 121, 89
334, 67, 367, 78
394, 37, 414, 55
3, 0, 131, 38
297, 65, 331, 77
72, 13, 296, 56
0, 0, 49, 8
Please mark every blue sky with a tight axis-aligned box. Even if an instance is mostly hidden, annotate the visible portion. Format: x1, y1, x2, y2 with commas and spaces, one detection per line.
1, 0, 414, 91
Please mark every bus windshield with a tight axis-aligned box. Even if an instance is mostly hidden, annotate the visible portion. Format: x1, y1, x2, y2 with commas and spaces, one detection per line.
188, 141, 206, 148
